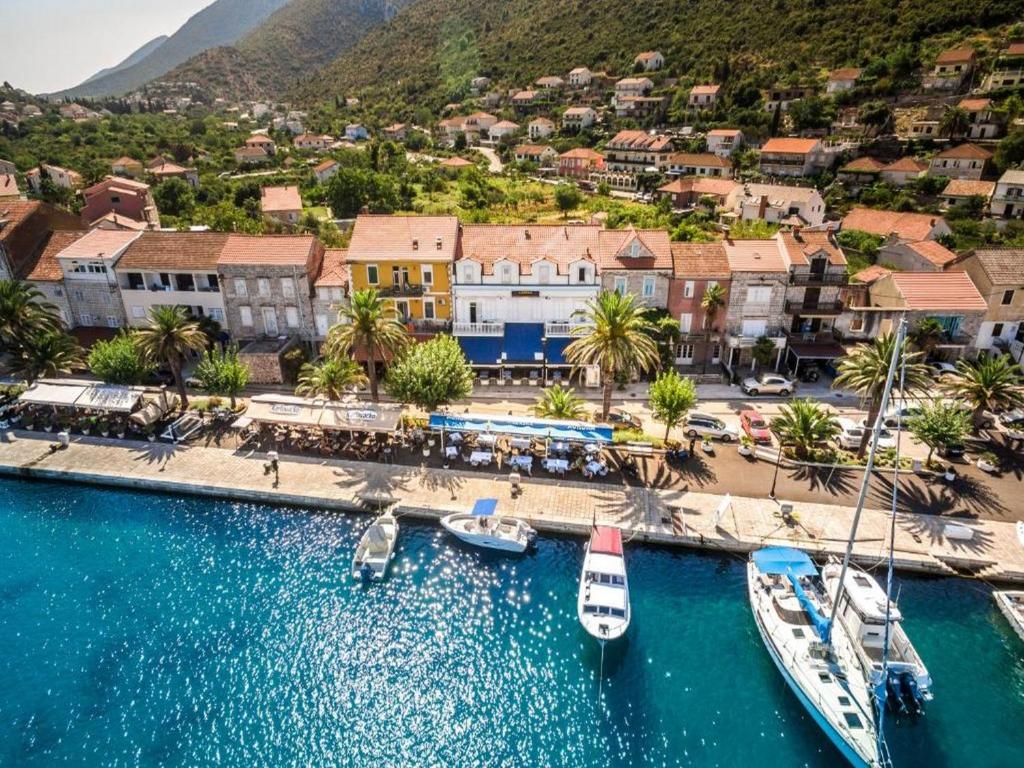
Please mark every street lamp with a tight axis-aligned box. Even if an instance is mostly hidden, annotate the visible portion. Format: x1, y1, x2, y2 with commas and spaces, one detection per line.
769, 439, 783, 500
541, 335, 548, 384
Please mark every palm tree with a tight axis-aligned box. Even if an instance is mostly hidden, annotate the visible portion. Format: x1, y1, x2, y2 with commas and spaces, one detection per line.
565, 291, 659, 420
0, 279, 61, 353
10, 331, 84, 384
908, 317, 946, 357
770, 399, 839, 460
939, 106, 970, 140
325, 289, 409, 402
296, 358, 368, 400
135, 306, 207, 410
534, 384, 587, 420
833, 333, 931, 457
944, 354, 1024, 429
700, 283, 726, 371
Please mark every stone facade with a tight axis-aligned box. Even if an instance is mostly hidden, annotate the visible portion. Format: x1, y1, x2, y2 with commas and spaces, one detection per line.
219, 264, 319, 344
601, 270, 670, 309
64, 278, 126, 328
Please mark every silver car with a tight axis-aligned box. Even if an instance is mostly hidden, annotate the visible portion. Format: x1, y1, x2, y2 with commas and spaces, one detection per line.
684, 413, 740, 441
741, 373, 795, 396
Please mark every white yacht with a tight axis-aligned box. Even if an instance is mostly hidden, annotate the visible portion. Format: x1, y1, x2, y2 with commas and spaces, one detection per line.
748, 547, 885, 768
441, 499, 536, 553
994, 590, 1024, 643
823, 560, 932, 714
352, 513, 399, 581
577, 526, 630, 643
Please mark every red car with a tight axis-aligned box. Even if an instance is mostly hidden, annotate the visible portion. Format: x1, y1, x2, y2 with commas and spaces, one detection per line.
740, 409, 772, 444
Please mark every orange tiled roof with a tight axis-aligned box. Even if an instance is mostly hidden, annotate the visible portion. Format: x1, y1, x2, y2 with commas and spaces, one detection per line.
260, 185, 302, 213
118, 231, 229, 271
21, 230, 86, 282
668, 152, 731, 168
458, 224, 599, 275
840, 156, 885, 173
606, 130, 673, 151
942, 179, 996, 198
904, 240, 958, 268
935, 47, 975, 64
761, 137, 820, 154
690, 84, 720, 95
707, 129, 742, 137
56, 229, 139, 260
597, 227, 672, 270
934, 143, 992, 160
722, 238, 788, 272
777, 230, 846, 267
957, 98, 991, 111
887, 271, 987, 311
560, 147, 605, 161
670, 242, 730, 279
347, 214, 459, 263
315, 248, 348, 287
440, 156, 475, 167
829, 68, 862, 81
851, 265, 892, 285
218, 235, 318, 266
881, 157, 928, 173
842, 208, 946, 241
314, 159, 338, 173
657, 177, 737, 196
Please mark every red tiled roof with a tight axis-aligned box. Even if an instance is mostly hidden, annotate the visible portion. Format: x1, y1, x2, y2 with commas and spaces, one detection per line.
260, 186, 302, 213
722, 239, 788, 272
777, 230, 846, 267
56, 229, 140, 260
606, 130, 673, 152
347, 215, 459, 263
1007, 43, 1024, 56
840, 156, 885, 173
761, 137, 820, 154
597, 227, 672, 270
842, 208, 946, 241
957, 98, 991, 111
218, 235, 318, 266
560, 147, 605, 161
829, 68, 862, 81
670, 242, 730, 279
657, 177, 737, 196
904, 239, 958, 268
0, 173, 19, 195
440, 156, 475, 167
935, 47, 975, 64
962, 248, 1024, 284
935, 143, 992, 160
22, 230, 86, 282
83, 176, 150, 197
707, 129, 741, 137
881, 157, 928, 173
942, 179, 996, 198
668, 152, 731, 168
235, 146, 269, 158
458, 224, 599, 275
117, 231, 229, 271
690, 84, 720, 95
314, 159, 338, 173
887, 271, 987, 311
315, 248, 348, 287
851, 265, 891, 285
514, 144, 554, 157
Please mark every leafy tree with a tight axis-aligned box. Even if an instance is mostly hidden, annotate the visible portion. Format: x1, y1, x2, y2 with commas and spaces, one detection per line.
87, 332, 153, 384
326, 288, 409, 402
939, 106, 970, 140
836, 229, 884, 262
944, 354, 1024, 429
907, 402, 970, 464
554, 183, 583, 217
908, 317, 947, 356
193, 345, 250, 408
648, 312, 681, 370
135, 306, 206, 409
787, 95, 834, 131
0, 279, 62, 355
11, 330, 84, 383
648, 370, 698, 441
384, 334, 474, 411
994, 128, 1024, 173
857, 101, 893, 130
728, 219, 778, 239
153, 177, 195, 218
534, 384, 587, 420
565, 291, 659, 420
770, 399, 839, 460
295, 358, 367, 400
751, 336, 776, 371
833, 333, 930, 456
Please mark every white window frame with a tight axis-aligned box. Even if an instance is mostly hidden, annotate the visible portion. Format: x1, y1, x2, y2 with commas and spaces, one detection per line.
209, 308, 224, 322
262, 307, 279, 335
257, 278, 271, 297
239, 306, 253, 327
422, 265, 433, 286
330, 287, 343, 301
679, 313, 693, 333
423, 298, 436, 320
233, 278, 247, 297
614, 276, 628, 295
315, 313, 330, 337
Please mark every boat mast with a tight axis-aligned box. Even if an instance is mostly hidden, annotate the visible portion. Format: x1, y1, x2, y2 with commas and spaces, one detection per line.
827, 317, 908, 642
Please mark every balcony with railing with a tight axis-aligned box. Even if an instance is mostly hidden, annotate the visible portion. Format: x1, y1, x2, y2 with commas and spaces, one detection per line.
408, 319, 451, 333
788, 271, 847, 287
453, 322, 505, 336
381, 282, 426, 298
544, 321, 590, 337
785, 299, 844, 315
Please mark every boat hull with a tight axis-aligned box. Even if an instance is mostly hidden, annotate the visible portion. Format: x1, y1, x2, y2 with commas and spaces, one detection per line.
994, 590, 1024, 643
577, 527, 630, 643
351, 517, 398, 581
440, 514, 534, 553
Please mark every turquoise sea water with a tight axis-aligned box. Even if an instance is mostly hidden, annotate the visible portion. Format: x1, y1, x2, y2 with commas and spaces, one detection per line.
0, 478, 1022, 767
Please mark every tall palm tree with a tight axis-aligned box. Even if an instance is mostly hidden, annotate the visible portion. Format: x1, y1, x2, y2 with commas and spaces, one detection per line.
10, 330, 84, 384
770, 399, 839, 460
326, 289, 409, 402
939, 106, 970, 140
0, 280, 61, 353
944, 354, 1024, 429
833, 332, 930, 457
700, 283, 726, 371
135, 306, 207, 410
908, 317, 946, 357
534, 384, 587, 420
296, 358, 368, 400
564, 290, 659, 420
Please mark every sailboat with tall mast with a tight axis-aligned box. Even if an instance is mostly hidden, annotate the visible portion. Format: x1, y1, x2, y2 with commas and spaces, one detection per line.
748, 320, 912, 767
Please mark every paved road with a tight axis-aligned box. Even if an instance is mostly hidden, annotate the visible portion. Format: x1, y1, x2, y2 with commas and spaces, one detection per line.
474, 146, 504, 173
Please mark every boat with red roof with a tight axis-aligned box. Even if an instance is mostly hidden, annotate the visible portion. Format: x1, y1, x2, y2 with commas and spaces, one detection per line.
577, 525, 630, 642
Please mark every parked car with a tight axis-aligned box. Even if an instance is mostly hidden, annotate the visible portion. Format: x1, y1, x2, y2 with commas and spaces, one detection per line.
606, 408, 642, 430
741, 373, 794, 396
998, 409, 1024, 441
929, 361, 958, 380
739, 409, 773, 444
684, 413, 739, 441
835, 417, 896, 451
937, 441, 967, 459
879, 405, 924, 429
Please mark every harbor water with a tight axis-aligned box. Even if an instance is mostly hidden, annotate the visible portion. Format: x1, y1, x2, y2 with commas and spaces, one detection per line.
0, 478, 1022, 767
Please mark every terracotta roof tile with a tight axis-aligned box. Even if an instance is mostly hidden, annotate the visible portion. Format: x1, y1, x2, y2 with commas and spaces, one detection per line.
722, 239, 788, 272
935, 143, 992, 160
904, 239, 958, 267
597, 228, 672, 270
315, 248, 348, 287
935, 47, 975, 64
840, 156, 886, 173
668, 152, 731, 168
0, 173, 19, 195
829, 68, 863, 81
690, 84, 720, 95
851, 265, 891, 284
260, 186, 302, 213
881, 157, 928, 173
56, 229, 140, 261
957, 98, 991, 111
887, 271, 987, 311
657, 177, 737, 196
707, 129, 742, 137
117, 232, 229, 271
458, 224, 599, 275
761, 137, 820, 154
606, 131, 673, 152
842, 208, 946, 241
941, 179, 996, 198
964, 248, 1024, 284
218, 234, 318, 267
670, 242, 730, 279
22, 230, 86, 282
777, 230, 846, 267
347, 215, 459, 263
560, 147, 605, 161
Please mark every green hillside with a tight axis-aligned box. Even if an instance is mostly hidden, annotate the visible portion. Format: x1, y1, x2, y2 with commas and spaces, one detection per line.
290, 0, 1024, 111
165, 0, 417, 100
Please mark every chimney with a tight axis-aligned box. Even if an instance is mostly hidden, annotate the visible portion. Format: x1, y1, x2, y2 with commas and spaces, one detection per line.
412, 239, 419, 250
792, 225, 802, 241
524, 229, 531, 240
435, 236, 443, 250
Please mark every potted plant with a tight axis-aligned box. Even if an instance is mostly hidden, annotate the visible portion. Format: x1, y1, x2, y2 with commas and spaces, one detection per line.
738, 434, 755, 457
976, 452, 999, 473
23, 413, 35, 431
144, 424, 157, 442
43, 414, 54, 432
702, 437, 715, 454
116, 420, 126, 439
99, 417, 110, 437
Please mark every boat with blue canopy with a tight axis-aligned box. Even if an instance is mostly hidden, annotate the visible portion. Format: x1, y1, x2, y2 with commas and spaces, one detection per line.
440, 498, 536, 554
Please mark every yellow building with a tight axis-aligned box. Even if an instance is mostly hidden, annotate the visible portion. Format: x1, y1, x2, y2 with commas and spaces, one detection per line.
345, 214, 457, 326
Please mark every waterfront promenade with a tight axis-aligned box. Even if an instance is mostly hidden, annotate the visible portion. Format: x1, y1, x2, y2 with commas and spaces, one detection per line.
1, 430, 1022, 584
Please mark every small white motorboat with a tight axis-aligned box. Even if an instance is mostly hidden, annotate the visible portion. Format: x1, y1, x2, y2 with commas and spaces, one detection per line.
352, 513, 399, 581
577, 526, 630, 643
440, 498, 536, 553
994, 590, 1024, 643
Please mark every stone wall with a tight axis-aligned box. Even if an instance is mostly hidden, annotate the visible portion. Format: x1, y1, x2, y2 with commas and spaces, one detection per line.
600, 270, 671, 309
219, 264, 317, 344
65, 277, 126, 328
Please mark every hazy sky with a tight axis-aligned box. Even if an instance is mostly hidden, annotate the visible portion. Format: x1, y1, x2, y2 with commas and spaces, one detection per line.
0, 0, 213, 93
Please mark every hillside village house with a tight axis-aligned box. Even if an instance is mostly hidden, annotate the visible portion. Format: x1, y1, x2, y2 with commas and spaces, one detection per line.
688, 85, 720, 108
875, 239, 958, 273
758, 137, 826, 177
488, 120, 520, 140
149, 159, 199, 189
19, 230, 86, 326
761, 86, 815, 112
528, 117, 555, 140
705, 129, 744, 158
451, 224, 600, 375
614, 77, 654, 100
81, 177, 160, 231
0, 201, 84, 283
312, 248, 348, 342
668, 242, 732, 367
470, 76, 491, 92
928, 143, 992, 181
634, 51, 665, 71
115, 232, 228, 328
666, 152, 731, 178
345, 124, 369, 141
561, 107, 597, 132
827, 68, 862, 93
346, 215, 457, 329
218, 234, 324, 343
260, 186, 302, 225
723, 183, 826, 227
294, 133, 334, 151
950, 248, 1024, 354
53, 229, 141, 329
924, 47, 976, 90
940, 179, 996, 212
841, 208, 952, 243
535, 76, 565, 90
383, 123, 407, 141
314, 159, 339, 184
0, 174, 20, 201
514, 144, 558, 166
604, 131, 674, 173
111, 157, 144, 177
614, 95, 667, 120
568, 67, 593, 88
559, 148, 605, 179
958, 98, 1004, 140
982, 42, 1024, 90
245, 134, 277, 154
27, 164, 82, 192
512, 91, 541, 112
598, 227, 673, 310
462, 112, 498, 140
235, 146, 270, 166
991, 170, 1024, 220
656, 177, 737, 211
837, 157, 886, 188
879, 157, 929, 186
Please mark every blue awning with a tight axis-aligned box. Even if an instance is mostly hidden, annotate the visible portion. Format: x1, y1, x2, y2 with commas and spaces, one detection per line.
751, 547, 818, 577
546, 336, 573, 365
471, 498, 498, 517
503, 323, 544, 363
428, 412, 613, 443
458, 336, 503, 365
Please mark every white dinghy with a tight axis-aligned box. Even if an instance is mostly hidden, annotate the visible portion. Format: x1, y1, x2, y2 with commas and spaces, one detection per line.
352, 513, 399, 581
440, 498, 536, 553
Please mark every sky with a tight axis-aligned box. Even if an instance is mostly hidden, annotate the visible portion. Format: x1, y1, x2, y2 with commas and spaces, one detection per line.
0, 0, 213, 94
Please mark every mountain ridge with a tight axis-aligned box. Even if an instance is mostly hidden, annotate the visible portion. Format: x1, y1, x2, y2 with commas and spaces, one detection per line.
78, 35, 170, 88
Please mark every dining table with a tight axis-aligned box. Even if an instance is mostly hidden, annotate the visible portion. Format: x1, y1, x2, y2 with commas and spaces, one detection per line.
508, 455, 534, 473
470, 451, 494, 467
542, 458, 569, 474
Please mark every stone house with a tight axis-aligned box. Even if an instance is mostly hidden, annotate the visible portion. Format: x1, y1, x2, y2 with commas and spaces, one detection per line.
948, 248, 1024, 355
688, 85, 720, 108
840, 208, 951, 243
923, 47, 975, 91
827, 68, 862, 93
665, 152, 732, 178
561, 107, 596, 132
568, 67, 593, 88
614, 77, 654, 100
312, 248, 349, 344
260, 186, 303, 225
668, 242, 732, 367
528, 117, 555, 140
982, 42, 1024, 91
597, 228, 673, 310
656, 177, 737, 211
928, 143, 992, 181
634, 51, 664, 71
875, 239, 958, 273
52, 229, 142, 329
